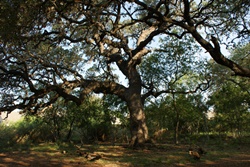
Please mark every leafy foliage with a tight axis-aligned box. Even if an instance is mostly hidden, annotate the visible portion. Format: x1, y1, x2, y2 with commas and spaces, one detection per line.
207, 44, 250, 137
145, 93, 207, 143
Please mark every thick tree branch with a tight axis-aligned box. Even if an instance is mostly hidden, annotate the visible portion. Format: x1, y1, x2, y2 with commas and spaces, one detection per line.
175, 21, 250, 77
142, 79, 211, 102
80, 80, 127, 101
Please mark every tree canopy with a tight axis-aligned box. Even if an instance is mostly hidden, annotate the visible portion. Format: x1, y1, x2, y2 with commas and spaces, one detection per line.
0, 0, 249, 146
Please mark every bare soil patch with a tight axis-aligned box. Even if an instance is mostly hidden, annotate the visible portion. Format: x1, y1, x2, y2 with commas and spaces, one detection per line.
0, 143, 250, 167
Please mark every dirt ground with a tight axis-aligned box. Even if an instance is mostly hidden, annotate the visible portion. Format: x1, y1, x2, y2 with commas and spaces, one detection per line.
0, 143, 250, 167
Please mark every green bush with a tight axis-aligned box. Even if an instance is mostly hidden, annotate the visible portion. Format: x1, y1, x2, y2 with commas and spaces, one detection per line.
0, 116, 54, 151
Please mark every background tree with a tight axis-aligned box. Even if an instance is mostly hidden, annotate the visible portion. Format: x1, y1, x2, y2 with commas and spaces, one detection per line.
0, 0, 249, 147
146, 92, 207, 144
208, 83, 250, 138
207, 43, 250, 138
40, 95, 116, 143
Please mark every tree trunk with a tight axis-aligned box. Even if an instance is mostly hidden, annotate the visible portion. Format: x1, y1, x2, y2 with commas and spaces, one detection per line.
172, 94, 179, 145
203, 114, 210, 142
174, 115, 180, 145
126, 70, 148, 147
127, 95, 149, 147
124, 65, 149, 148
66, 117, 75, 141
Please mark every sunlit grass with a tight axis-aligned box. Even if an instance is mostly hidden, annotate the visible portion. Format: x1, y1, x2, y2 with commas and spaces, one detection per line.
30, 143, 59, 151
1, 136, 250, 166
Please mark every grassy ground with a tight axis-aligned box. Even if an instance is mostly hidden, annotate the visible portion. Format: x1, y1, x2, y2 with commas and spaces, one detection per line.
0, 141, 250, 167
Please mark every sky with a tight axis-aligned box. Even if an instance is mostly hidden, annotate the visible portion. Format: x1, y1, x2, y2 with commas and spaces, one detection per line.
0, 111, 23, 124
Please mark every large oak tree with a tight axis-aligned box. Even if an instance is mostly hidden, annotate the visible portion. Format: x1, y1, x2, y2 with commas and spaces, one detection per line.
0, 0, 249, 147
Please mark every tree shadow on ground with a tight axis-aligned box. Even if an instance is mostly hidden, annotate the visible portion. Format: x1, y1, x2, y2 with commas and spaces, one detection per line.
0, 143, 250, 167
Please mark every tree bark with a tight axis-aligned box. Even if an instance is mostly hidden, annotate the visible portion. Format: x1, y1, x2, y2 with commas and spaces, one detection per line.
127, 94, 148, 147
66, 117, 75, 141
174, 113, 180, 145
125, 66, 149, 148
172, 94, 179, 145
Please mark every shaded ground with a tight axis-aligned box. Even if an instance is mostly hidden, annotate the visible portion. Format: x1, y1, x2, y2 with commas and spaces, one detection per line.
0, 143, 250, 167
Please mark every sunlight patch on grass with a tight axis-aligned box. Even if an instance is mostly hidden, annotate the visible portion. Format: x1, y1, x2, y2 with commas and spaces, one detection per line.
29, 143, 60, 152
